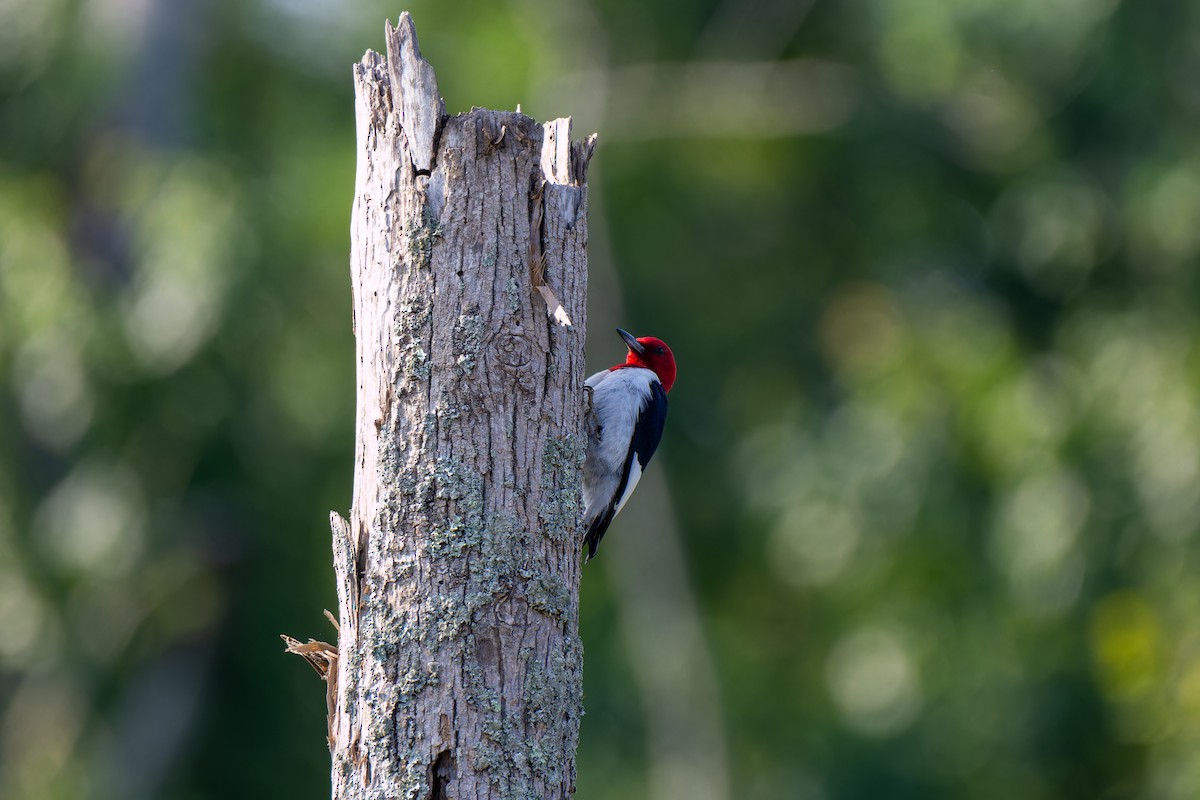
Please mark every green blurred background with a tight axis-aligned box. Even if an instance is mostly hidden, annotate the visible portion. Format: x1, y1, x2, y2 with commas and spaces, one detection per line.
3, 0, 1200, 798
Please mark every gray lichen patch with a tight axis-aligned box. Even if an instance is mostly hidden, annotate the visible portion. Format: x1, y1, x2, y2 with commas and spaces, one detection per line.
462, 634, 500, 711
457, 626, 584, 797
504, 276, 522, 315
437, 591, 496, 642
527, 573, 571, 621
396, 752, 432, 800
396, 296, 433, 386
398, 662, 440, 706
376, 429, 402, 484
452, 313, 486, 376
428, 514, 482, 558
407, 205, 444, 270
413, 459, 542, 611
433, 605, 469, 645
397, 295, 433, 334
367, 618, 407, 664
475, 512, 529, 592
470, 710, 531, 797
538, 434, 586, 542
520, 638, 583, 786
356, 679, 435, 799
371, 461, 418, 555
363, 681, 403, 738
434, 457, 484, 502
404, 345, 431, 382
413, 456, 484, 521
541, 433, 586, 473
432, 396, 461, 423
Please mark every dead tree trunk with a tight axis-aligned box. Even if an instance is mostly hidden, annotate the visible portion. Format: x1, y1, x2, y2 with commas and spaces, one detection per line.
326, 13, 594, 799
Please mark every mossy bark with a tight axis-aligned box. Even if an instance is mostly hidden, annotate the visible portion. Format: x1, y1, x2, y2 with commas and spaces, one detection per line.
330, 14, 593, 799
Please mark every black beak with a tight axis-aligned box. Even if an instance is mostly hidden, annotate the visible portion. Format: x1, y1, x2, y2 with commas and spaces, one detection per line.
617, 328, 644, 355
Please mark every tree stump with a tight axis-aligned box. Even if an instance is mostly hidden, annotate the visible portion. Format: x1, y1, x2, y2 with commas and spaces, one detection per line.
324, 13, 595, 799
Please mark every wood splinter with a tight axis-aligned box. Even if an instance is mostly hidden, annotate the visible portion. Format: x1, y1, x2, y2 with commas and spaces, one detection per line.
529, 182, 573, 328
282, 609, 341, 748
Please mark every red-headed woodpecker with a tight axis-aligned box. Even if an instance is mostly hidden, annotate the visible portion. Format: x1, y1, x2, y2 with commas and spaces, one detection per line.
582, 328, 677, 560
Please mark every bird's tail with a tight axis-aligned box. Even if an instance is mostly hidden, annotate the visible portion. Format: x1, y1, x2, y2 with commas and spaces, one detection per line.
583, 506, 616, 562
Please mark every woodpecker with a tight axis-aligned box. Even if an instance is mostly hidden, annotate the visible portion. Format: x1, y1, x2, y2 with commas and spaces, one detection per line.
582, 328, 677, 560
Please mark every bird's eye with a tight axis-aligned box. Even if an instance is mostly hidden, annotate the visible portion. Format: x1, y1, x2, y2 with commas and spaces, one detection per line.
654, 347, 666, 355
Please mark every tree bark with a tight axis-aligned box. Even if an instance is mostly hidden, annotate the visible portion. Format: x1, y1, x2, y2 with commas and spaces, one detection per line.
328, 14, 594, 799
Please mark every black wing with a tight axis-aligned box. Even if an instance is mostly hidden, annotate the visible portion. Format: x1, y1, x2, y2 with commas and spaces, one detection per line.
584, 381, 668, 560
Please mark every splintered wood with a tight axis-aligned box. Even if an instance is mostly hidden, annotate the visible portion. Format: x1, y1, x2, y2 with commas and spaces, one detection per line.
281, 609, 341, 747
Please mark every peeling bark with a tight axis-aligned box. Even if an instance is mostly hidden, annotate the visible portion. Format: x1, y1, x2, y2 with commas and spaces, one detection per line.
326, 13, 593, 800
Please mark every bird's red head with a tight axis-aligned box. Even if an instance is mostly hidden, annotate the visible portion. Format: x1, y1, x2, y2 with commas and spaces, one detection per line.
615, 328, 676, 392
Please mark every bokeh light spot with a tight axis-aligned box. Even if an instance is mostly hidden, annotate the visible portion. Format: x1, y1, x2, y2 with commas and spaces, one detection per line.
1090, 592, 1163, 702
770, 501, 861, 588
35, 462, 147, 579
826, 626, 923, 737
990, 467, 1090, 614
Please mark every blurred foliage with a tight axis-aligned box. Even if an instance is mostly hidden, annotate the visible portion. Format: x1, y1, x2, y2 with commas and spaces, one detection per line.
3, 0, 1200, 798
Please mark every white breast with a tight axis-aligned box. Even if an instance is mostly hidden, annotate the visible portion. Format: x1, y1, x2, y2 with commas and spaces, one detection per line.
582, 367, 659, 523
